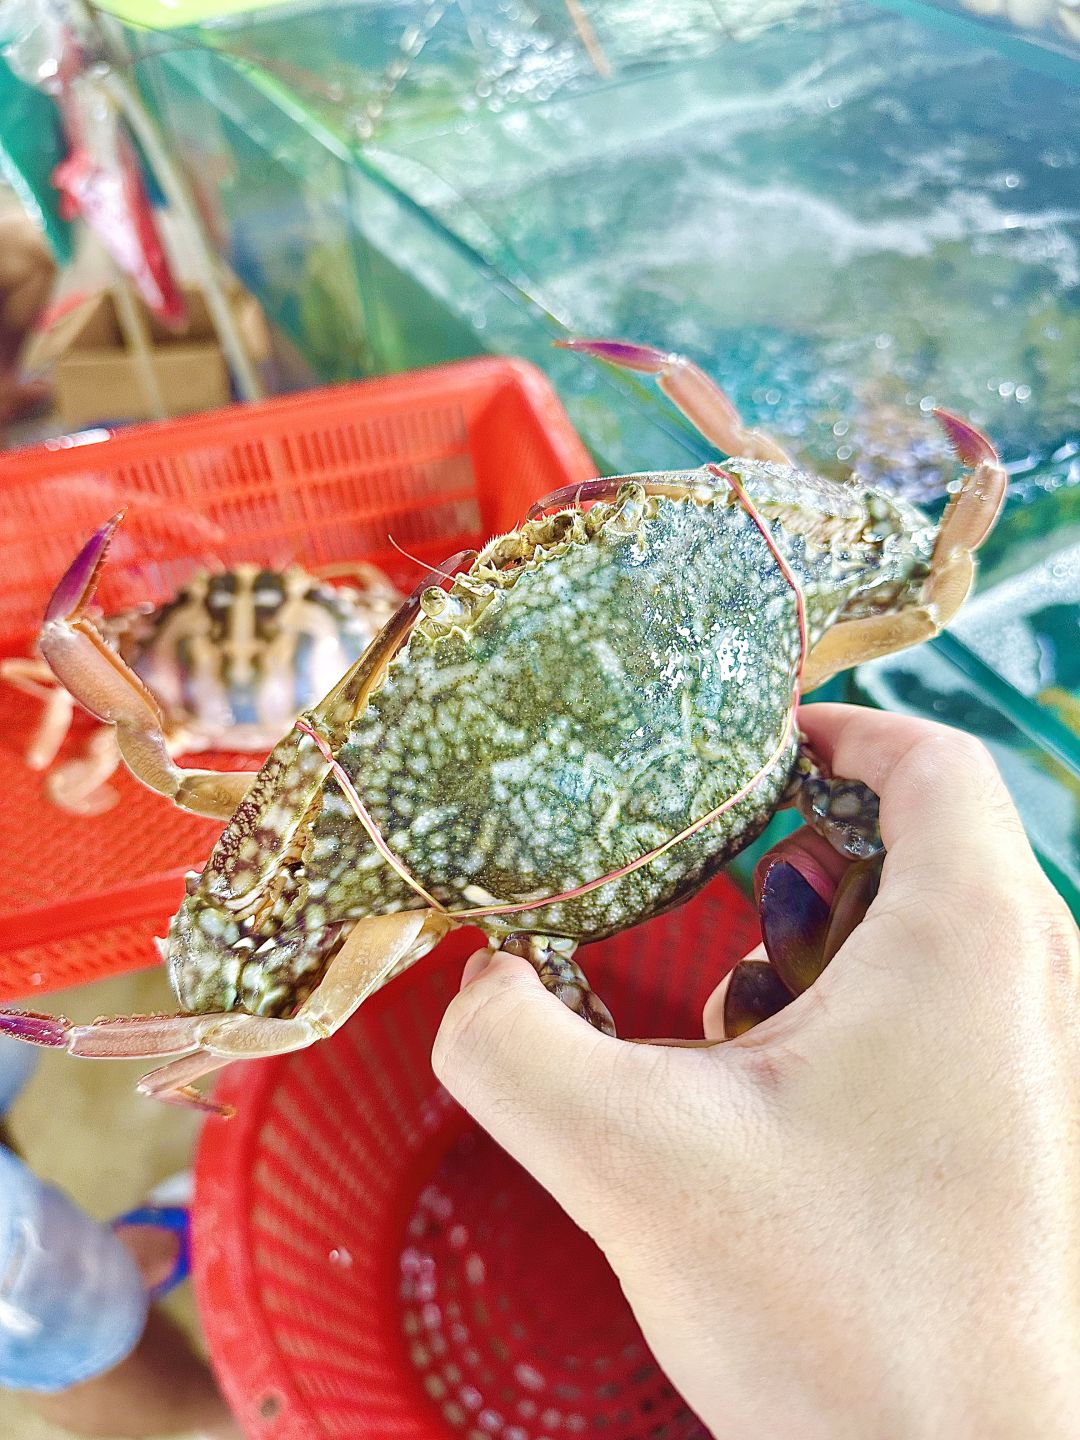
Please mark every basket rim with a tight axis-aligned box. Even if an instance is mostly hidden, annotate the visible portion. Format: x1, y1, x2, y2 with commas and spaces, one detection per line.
0, 355, 598, 982
0, 356, 596, 486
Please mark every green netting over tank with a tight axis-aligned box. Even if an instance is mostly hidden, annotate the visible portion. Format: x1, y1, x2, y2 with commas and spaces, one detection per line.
126, 1, 1079, 486
872, 0, 1080, 75
95, 0, 296, 25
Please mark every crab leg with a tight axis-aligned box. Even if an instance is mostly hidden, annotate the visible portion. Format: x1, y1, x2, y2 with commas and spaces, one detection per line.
563, 0, 610, 79
920, 410, 1006, 630
527, 475, 700, 523
783, 744, 883, 861
38, 514, 254, 820
44, 729, 124, 816
801, 411, 1006, 690
0, 1005, 263, 1118
559, 338, 794, 465
137, 1050, 238, 1115
800, 609, 939, 693
138, 910, 452, 1107
931, 410, 1008, 564
499, 933, 615, 1035
0, 657, 77, 770
0, 911, 453, 1111
0, 652, 128, 813
0, 1006, 231, 1057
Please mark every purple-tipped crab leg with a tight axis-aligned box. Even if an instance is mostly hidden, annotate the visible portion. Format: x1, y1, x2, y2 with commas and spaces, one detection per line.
0, 1006, 225, 1059
931, 408, 1007, 560
45, 511, 125, 625
0, 1010, 70, 1048
558, 337, 794, 464
37, 516, 254, 820
0, 910, 452, 1111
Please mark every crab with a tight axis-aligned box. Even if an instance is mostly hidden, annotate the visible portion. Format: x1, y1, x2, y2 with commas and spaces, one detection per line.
1, 555, 401, 815
0, 340, 1006, 1109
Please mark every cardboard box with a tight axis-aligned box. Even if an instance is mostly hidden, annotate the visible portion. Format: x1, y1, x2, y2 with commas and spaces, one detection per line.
31, 283, 269, 429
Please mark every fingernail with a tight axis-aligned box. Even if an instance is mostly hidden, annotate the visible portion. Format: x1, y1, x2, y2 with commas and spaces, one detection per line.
459, 949, 496, 991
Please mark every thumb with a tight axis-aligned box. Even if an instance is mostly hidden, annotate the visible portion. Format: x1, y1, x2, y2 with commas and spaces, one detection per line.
432, 948, 625, 1218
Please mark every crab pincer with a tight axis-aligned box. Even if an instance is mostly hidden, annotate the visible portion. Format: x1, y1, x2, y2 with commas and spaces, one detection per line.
919, 408, 1008, 629
38, 514, 252, 820
558, 337, 794, 464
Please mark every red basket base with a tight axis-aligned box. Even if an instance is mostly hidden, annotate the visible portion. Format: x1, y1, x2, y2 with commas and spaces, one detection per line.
195, 875, 759, 1440
400, 1127, 702, 1440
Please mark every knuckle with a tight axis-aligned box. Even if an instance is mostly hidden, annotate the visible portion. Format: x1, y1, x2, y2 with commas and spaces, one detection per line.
907, 728, 1001, 798
891, 730, 1028, 857
431, 968, 529, 1096
1026, 892, 1080, 995
907, 870, 1080, 999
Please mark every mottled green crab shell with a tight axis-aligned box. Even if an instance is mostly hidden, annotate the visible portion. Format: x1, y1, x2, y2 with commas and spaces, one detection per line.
301, 466, 923, 935
172, 463, 935, 1017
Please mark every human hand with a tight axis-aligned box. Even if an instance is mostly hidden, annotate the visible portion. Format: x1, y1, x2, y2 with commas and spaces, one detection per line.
433, 704, 1080, 1440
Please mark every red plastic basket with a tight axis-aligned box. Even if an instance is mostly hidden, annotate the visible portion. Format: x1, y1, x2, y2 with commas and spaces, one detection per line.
0, 358, 596, 1000
194, 876, 759, 1440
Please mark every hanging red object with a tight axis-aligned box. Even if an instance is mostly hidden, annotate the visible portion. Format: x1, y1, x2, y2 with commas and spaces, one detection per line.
51, 30, 185, 326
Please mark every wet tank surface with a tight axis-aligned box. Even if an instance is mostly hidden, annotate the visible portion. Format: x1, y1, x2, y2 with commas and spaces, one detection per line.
129, 0, 1079, 900
135, 1, 1078, 487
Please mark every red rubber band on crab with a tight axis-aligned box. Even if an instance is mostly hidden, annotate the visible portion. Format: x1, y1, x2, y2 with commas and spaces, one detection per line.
296, 472, 808, 921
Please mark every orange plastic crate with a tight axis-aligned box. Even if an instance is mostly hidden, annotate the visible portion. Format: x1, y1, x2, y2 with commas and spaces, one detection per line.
194, 876, 758, 1440
0, 358, 596, 1000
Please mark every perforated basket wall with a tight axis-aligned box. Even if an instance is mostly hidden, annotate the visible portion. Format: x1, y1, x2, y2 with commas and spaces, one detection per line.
0, 359, 596, 999
194, 875, 759, 1440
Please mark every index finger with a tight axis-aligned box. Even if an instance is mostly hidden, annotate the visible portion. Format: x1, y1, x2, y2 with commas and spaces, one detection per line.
797, 703, 1032, 875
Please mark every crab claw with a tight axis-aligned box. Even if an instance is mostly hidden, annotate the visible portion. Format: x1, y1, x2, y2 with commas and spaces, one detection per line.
557, 336, 792, 464
38, 518, 254, 820
557, 337, 682, 375
45, 511, 125, 624
39, 513, 162, 733
759, 861, 833, 998
932, 408, 998, 470
930, 409, 1006, 563
819, 856, 883, 967
723, 960, 792, 1039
